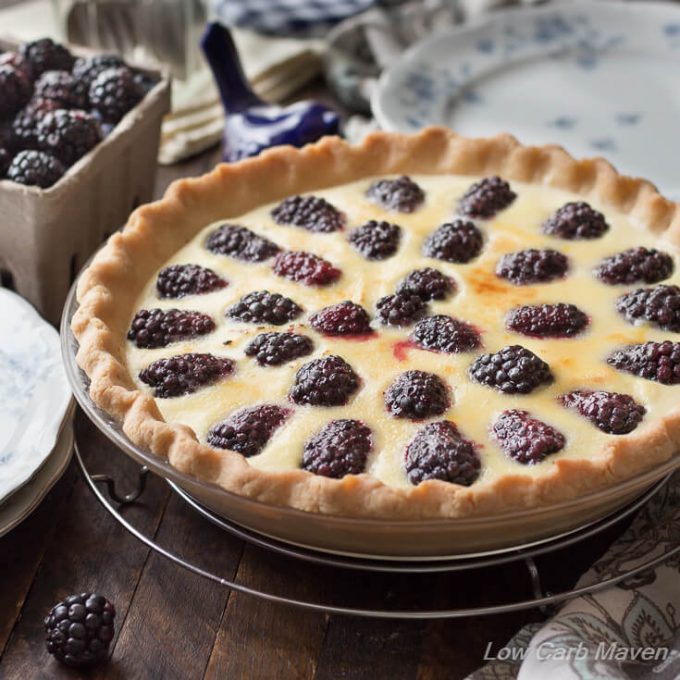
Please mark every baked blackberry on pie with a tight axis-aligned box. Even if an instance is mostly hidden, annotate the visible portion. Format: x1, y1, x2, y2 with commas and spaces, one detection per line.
73, 129, 680, 520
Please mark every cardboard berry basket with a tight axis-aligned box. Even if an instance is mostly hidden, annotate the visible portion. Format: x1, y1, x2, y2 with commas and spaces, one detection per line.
0, 38, 171, 325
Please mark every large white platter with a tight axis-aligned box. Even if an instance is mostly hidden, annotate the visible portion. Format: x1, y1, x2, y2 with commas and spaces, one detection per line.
373, 0, 680, 200
0, 288, 72, 505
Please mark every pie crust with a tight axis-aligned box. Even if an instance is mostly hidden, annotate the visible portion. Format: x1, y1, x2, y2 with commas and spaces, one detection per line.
72, 127, 680, 519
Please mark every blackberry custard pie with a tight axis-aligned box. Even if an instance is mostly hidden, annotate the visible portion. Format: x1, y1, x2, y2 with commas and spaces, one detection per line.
73, 128, 680, 536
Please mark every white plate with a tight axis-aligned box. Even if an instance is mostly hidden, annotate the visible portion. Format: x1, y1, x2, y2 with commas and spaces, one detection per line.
0, 420, 73, 538
0, 289, 73, 505
373, 0, 680, 200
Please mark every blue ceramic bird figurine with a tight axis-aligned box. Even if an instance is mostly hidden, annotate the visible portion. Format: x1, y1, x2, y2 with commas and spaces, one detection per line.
200, 22, 341, 162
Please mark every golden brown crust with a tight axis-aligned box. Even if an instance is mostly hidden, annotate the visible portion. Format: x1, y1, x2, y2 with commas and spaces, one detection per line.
73, 127, 680, 519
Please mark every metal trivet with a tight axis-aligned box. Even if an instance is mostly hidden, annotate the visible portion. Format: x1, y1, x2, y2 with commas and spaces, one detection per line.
74, 440, 680, 620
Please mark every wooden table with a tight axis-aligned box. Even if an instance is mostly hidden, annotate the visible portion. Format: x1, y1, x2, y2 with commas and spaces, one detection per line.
0, 144, 632, 680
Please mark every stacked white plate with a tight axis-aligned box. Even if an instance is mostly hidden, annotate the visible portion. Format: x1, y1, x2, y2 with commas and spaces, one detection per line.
0, 288, 73, 537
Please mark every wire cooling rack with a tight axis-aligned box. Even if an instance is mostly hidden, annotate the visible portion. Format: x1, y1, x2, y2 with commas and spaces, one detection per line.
74, 438, 679, 620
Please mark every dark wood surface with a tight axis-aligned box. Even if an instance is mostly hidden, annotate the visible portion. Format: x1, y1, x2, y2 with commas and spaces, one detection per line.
0, 131, 633, 680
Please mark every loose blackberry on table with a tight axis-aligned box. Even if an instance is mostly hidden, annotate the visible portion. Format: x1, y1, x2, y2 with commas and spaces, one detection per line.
542, 201, 609, 240
616, 284, 680, 332
309, 300, 372, 336
271, 194, 344, 232
506, 303, 589, 338
206, 224, 281, 262
245, 332, 313, 366
348, 220, 401, 260
208, 404, 291, 456
272, 250, 341, 286
290, 355, 360, 407
457, 176, 516, 218
422, 219, 483, 263
227, 290, 302, 325
6, 149, 65, 188
44, 593, 115, 668
37, 109, 102, 166
139, 353, 234, 398
595, 247, 674, 285
411, 314, 481, 353
127, 308, 216, 348
384, 370, 449, 420
492, 410, 565, 464
469, 345, 553, 394
405, 421, 480, 486
560, 390, 645, 435
156, 263, 227, 298
607, 341, 680, 384
396, 267, 454, 301
301, 419, 372, 478
366, 175, 425, 213
496, 248, 568, 285
375, 293, 426, 327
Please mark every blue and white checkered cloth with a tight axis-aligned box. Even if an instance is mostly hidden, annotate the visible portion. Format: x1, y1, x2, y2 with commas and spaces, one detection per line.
212, 0, 375, 36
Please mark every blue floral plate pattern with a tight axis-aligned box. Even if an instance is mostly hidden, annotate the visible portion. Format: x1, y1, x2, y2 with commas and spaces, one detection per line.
0, 289, 72, 506
373, 0, 680, 200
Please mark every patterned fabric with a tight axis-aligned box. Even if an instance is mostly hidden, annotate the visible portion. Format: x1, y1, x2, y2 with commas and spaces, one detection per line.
211, 0, 375, 36
468, 472, 680, 680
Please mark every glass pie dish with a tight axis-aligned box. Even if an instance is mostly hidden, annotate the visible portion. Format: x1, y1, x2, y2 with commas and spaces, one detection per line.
61, 272, 680, 559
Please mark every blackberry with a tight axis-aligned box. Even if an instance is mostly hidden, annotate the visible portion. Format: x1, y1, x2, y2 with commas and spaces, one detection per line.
376, 293, 426, 327
34, 70, 87, 109
156, 263, 227, 298
227, 290, 302, 325
384, 370, 449, 420
127, 308, 215, 348
411, 315, 481, 353
496, 248, 568, 285
207, 404, 290, 456
595, 247, 674, 285
506, 303, 589, 338
0, 65, 32, 117
37, 109, 102, 166
405, 421, 480, 486
301, 419, 372, 478
396, 267, 454, 301
290, 355, 360, 406
11, 97, 60, 149
607, 341, 680, 385
543, 201, 609, 240
245, 332, 313, 366
423, 220, 483, 263
271, 195, 344, 233
616, 285, 680, 332
469, 345, 553, 394
206, 224, 280, 262
44, 593, 115, 668
0, 147, 10, 177
348, 220, 401, 260
272, 250, 341, 286
139, 353, 234, 398
560, 390, 645, 434
72, 54, 126, 87
6, 150, 65, 188
0, 51, 29, 75
309, 300, 372, 336
20, 38, 74, 78
89, 67, 143, 123
492, 410, 565, 464
458, 176, 516, 219
366, 175, 425, 213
